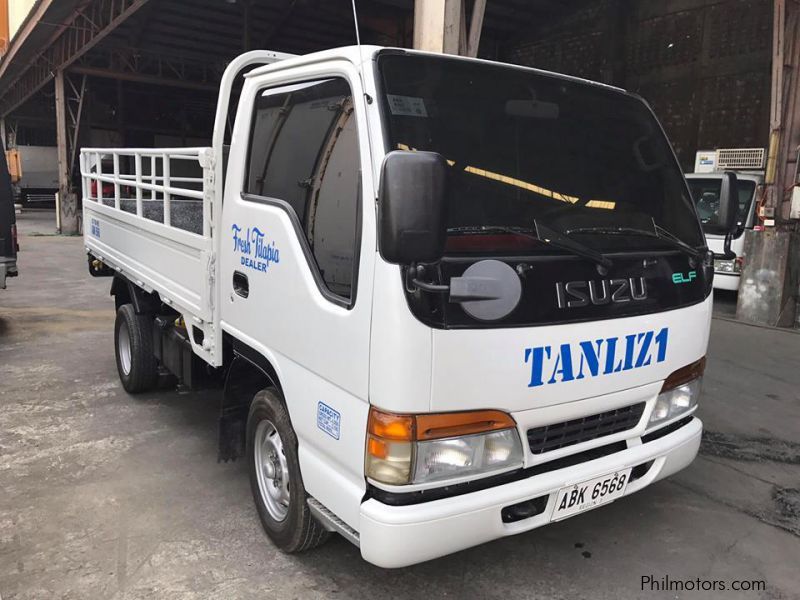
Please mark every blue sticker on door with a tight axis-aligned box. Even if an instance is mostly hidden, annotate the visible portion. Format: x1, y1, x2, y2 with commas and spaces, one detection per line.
317, 402, 340, 440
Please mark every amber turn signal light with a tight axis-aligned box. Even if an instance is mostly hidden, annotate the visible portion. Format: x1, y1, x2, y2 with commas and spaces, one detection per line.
661, 357, 706, 392
367, 407, 516, 444
416, 410, 516, 440
368, 409, 415, 441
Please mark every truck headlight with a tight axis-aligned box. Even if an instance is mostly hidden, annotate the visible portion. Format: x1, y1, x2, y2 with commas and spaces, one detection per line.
366, 408, 523, 485
649, 357, 705, 426
714, 257, 742, 274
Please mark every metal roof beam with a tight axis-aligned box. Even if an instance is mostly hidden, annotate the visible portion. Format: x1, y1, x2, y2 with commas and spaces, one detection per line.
0, 0, 151, 117
69, 65, 218, 91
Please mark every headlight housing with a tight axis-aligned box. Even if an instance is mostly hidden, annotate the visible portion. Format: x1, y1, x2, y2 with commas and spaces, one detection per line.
714, 257, 743, 274
649, 357, 705, 426
366, 408, 524, 486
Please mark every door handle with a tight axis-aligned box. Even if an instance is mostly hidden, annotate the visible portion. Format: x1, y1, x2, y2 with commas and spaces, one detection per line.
233, 271, 249, 298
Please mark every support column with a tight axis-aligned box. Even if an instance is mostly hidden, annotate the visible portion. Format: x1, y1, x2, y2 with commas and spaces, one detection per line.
736, 0, 800, 327
55, 70, 79, 235
414, 0, 486, 57
763, 0, 787, 219
413, 0, 463, 54
466, 0, 486, 58
777, 1, 800, 221
242, 0, 252, 51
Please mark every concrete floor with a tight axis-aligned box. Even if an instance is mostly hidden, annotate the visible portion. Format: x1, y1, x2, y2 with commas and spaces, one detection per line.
1, 210, 799, 600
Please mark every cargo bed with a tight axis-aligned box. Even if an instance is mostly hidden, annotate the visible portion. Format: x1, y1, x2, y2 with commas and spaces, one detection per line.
81, 146, 217, 361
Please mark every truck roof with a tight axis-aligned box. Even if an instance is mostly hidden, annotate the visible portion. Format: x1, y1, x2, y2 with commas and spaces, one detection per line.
685, 171, 764, 183
244, 45, 628, 95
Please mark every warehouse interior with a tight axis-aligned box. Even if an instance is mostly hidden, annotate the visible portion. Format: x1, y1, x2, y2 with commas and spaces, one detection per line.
2, 3, 800, 596
0, 0, 797, 326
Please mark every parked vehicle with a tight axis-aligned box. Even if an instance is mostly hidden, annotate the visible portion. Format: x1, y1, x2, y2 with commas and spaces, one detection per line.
82, 47, 738, 568
686, 152, 764, 292
12, 145, 58, 207
1, 142, 19, 289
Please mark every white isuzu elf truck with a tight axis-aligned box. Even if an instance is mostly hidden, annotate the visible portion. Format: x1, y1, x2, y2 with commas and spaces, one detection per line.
686, 149, 765, 292
81, 46, 738, 568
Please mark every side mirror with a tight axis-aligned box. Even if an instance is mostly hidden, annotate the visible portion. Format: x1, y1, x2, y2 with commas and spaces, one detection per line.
378, 150, 448, 265
717, 171, 739, 259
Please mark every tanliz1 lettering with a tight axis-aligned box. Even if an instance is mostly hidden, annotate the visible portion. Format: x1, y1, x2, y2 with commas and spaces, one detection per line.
524, 327, 668, 387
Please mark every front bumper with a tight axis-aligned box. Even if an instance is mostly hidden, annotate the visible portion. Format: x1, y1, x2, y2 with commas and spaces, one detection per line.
359, 417, 701, 568
713, 272, 740, 291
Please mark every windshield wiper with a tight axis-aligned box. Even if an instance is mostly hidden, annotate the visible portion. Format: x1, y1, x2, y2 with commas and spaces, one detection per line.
447, 223, 613, 269
564, 220, 703, 261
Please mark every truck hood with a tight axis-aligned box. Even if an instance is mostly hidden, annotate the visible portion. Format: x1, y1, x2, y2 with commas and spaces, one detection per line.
704, 232, 744, 259
429, 296, 712, 412
705, 236, 725, 255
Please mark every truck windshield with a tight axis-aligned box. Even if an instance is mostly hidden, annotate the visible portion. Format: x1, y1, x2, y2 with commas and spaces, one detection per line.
376, 53, 705, 256
686, 178, 757, 234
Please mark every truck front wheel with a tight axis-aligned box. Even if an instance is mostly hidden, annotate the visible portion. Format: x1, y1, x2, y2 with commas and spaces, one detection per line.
247, 388, 329, 553
114, 303, 158, 393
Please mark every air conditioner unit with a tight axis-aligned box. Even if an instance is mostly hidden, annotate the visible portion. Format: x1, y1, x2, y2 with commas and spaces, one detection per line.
715, 147, 765, 171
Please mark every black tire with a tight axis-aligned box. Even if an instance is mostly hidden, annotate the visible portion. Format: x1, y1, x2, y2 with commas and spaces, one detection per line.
114, 303, 158, 393
247, 388, 329, 553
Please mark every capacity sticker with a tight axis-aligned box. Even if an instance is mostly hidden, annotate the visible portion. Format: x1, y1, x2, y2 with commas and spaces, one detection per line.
317, 402, 341, 440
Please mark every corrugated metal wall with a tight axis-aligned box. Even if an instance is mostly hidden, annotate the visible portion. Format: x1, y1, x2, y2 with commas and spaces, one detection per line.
504, 0, 772, 171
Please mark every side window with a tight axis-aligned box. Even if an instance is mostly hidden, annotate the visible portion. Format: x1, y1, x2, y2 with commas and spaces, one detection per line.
245, 78, 360, 301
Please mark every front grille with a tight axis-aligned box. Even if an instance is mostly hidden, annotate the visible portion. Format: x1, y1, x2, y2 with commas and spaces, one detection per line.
527, 403, 646, 454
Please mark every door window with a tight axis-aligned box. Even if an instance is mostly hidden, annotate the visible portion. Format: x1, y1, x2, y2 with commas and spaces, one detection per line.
245, 78, 360, 301
686, 178, 757, 234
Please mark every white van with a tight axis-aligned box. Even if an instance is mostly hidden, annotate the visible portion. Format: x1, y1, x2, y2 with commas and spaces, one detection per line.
82, 46, 737, 567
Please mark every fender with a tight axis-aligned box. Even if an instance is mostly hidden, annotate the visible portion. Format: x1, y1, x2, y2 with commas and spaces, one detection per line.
110, 274, 160, 314
219, 339, 282, 461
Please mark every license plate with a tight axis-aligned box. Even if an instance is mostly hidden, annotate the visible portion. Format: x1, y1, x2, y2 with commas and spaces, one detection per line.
551, 468, 632, 521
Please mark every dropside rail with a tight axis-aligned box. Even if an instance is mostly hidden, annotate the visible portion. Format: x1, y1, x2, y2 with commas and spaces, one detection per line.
81, 146, 221, 367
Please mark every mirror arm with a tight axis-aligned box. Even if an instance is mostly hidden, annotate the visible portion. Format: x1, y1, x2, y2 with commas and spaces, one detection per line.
405, 265, 504, 301
406, 263, 450, 294
722, 231, 737, 259
411, 278, 450, 293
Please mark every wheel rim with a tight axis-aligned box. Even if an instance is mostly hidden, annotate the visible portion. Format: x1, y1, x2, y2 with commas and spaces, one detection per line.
254, 419, 290, 522
118, 321, 132, 376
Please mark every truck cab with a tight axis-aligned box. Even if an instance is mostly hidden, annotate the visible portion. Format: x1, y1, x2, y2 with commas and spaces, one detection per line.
82, 46, 738, 568
686, 152, 763, 292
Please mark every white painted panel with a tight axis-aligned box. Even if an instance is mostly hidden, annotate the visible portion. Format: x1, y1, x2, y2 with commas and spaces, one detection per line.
84, 203, 211, 320
220, 60, 377, 524
430, 297, 712, 413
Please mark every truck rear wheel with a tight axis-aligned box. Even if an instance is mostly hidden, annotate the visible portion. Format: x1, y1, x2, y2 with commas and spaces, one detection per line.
114, 303, 158, 393
247, 388, 329, 553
